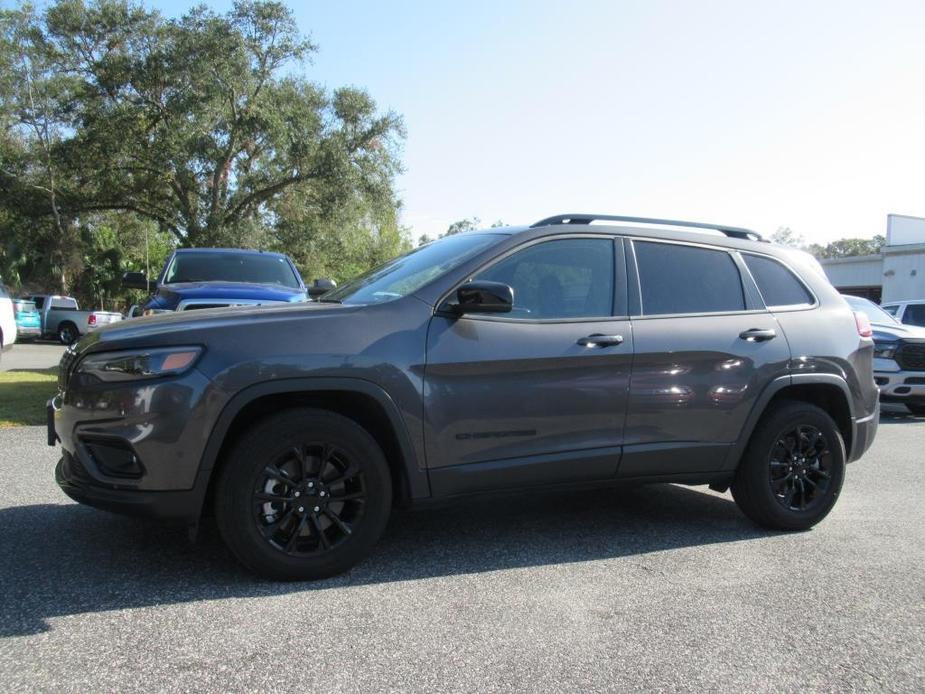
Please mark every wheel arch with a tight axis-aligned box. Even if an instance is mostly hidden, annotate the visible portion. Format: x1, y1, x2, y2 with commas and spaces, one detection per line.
195, 378, 428, 519
726, 374, 855, 471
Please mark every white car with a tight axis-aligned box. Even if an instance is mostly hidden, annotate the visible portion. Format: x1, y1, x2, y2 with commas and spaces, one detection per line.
0, 284, 17, 363
881, 300, 925, 328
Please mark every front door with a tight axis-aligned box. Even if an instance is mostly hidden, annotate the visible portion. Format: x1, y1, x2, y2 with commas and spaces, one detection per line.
423, 236, 634, 495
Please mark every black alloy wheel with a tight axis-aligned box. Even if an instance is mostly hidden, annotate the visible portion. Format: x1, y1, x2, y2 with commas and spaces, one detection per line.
215, 408, 392, 580
253, 443, 366, 556
768, 425, 833, 513
731, 400, 845, 531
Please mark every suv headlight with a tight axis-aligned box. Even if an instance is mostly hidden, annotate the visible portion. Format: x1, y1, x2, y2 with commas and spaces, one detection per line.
873, 342, 898, 359
77, 347, 203, 382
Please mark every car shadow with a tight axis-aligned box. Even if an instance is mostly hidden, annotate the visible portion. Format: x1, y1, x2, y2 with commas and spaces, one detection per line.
878, 404, 924, 424
0, 484, 769, 637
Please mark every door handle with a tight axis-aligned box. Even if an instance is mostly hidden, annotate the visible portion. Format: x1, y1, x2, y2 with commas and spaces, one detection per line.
577, 334, 624, 347
739, 328, 776, 342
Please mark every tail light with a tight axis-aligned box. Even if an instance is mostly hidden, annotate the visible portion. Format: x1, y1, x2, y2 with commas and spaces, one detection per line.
854, 311, 872, 338
88, 314, 97, 326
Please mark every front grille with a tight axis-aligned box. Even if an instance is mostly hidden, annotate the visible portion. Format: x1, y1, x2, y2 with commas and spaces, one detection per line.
896, 343, 925, 371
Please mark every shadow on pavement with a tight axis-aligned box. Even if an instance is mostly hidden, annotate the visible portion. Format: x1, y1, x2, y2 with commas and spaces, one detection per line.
878, 405, 924, 425
0, 483, 770, 637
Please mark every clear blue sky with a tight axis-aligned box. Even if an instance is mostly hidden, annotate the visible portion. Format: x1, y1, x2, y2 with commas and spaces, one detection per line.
66, 1, 925, 241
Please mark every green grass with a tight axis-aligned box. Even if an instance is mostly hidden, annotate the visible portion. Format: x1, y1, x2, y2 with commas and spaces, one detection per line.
0, 368, 58, 428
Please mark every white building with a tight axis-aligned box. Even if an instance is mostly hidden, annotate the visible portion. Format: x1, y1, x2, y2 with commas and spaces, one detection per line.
819, 214, 925, 303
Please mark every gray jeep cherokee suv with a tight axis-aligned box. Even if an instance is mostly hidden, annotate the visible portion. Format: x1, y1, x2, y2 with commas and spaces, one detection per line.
49, 214, 879, 579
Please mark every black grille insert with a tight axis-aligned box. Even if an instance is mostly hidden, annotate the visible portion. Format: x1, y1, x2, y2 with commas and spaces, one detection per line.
896, 343, 925, 371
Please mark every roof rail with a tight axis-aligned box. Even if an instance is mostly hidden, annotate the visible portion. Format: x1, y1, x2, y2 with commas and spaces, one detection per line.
531, 214, 765, 241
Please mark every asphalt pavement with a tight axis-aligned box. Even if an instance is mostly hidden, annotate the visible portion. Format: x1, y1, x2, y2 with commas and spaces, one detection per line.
0, 341, 65, 372
0, 415, 923, 692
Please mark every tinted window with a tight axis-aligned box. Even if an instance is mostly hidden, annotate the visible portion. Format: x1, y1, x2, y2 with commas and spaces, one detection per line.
635, 241, 744, 315
903, 304, 925, 327
32, 296, 45, 309
882, 305, 899, 315
744, 254, 814, 308
50, 297, 78, 310
165, 252, 301, 288
475, 238, 614, 319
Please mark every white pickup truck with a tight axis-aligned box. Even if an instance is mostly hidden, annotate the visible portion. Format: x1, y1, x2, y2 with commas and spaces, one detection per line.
22, 294, 123, 345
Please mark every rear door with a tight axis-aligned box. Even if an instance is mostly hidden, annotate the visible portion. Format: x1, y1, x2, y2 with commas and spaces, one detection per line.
424, 236, 633, 494
620, 239, 791, 477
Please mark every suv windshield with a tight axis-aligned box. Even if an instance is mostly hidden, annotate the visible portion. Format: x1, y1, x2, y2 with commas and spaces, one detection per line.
164, 252, 301, 288
325, 233, 502, 305
843, 295, 899, 325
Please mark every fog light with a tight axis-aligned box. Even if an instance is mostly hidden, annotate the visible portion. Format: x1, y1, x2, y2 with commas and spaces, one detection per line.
84, 439, 144, 478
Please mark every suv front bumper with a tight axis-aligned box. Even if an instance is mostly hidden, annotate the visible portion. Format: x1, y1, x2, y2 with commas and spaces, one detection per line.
874, 370, 925, 405
55, 450, 205, 521
47, 363, 217, 522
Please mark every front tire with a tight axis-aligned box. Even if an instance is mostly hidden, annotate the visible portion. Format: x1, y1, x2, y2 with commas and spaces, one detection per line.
732, 401, 845, 531
215, 408, 392, 580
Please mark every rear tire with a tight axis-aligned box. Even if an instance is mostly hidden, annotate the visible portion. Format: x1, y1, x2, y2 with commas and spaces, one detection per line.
731, 401, 845, 531
906, 403, 925, 417
215, 408, 392, 580
58, 322, 78, 345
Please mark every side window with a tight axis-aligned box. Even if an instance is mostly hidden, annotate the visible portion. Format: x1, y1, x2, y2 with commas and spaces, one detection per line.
33, 296, 45, 309
903, 304, 925, 327
634, 241, 745, 315
743, 254, 814, 308
882, 305, 899, 316
0, 285, 8, 299
474, 238, 614, 319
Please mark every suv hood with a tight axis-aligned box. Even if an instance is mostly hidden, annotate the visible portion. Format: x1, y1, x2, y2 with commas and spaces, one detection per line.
81, 300, 357, 350
150, 281, 307, 309
871, 320, 925, 342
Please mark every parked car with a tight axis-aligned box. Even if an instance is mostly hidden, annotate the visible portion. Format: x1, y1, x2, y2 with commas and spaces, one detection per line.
22, 294, 123, 344
12, 299, 41, 340
880, 299, 925, 328
122, 248, 324, 314
50, 213, 879, 579
0, 284, 16, 362
844, 295, 925, 416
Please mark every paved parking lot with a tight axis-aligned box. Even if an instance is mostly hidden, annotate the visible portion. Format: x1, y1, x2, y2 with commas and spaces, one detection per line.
1, 414, 924, 692
0, 341, 65, 372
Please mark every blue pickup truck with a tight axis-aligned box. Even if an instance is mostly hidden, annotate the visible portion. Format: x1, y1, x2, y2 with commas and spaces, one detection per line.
124, 248, 330, 315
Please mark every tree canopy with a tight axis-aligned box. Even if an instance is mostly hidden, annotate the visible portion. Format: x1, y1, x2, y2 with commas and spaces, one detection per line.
771, 226, 884, 259
0, 0, 408, 306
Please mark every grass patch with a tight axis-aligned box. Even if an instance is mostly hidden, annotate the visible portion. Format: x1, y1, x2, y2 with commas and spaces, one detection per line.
0, 368, 58, 428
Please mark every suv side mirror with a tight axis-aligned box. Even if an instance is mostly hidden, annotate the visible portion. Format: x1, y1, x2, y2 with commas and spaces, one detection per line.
123, 272, 154, 291
308, 278, 336, 299
454, 281, 513, 314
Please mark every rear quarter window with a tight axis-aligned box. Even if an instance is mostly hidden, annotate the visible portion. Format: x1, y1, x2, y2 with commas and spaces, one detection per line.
743, 254, 814, 308
634, 241, 745, 316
